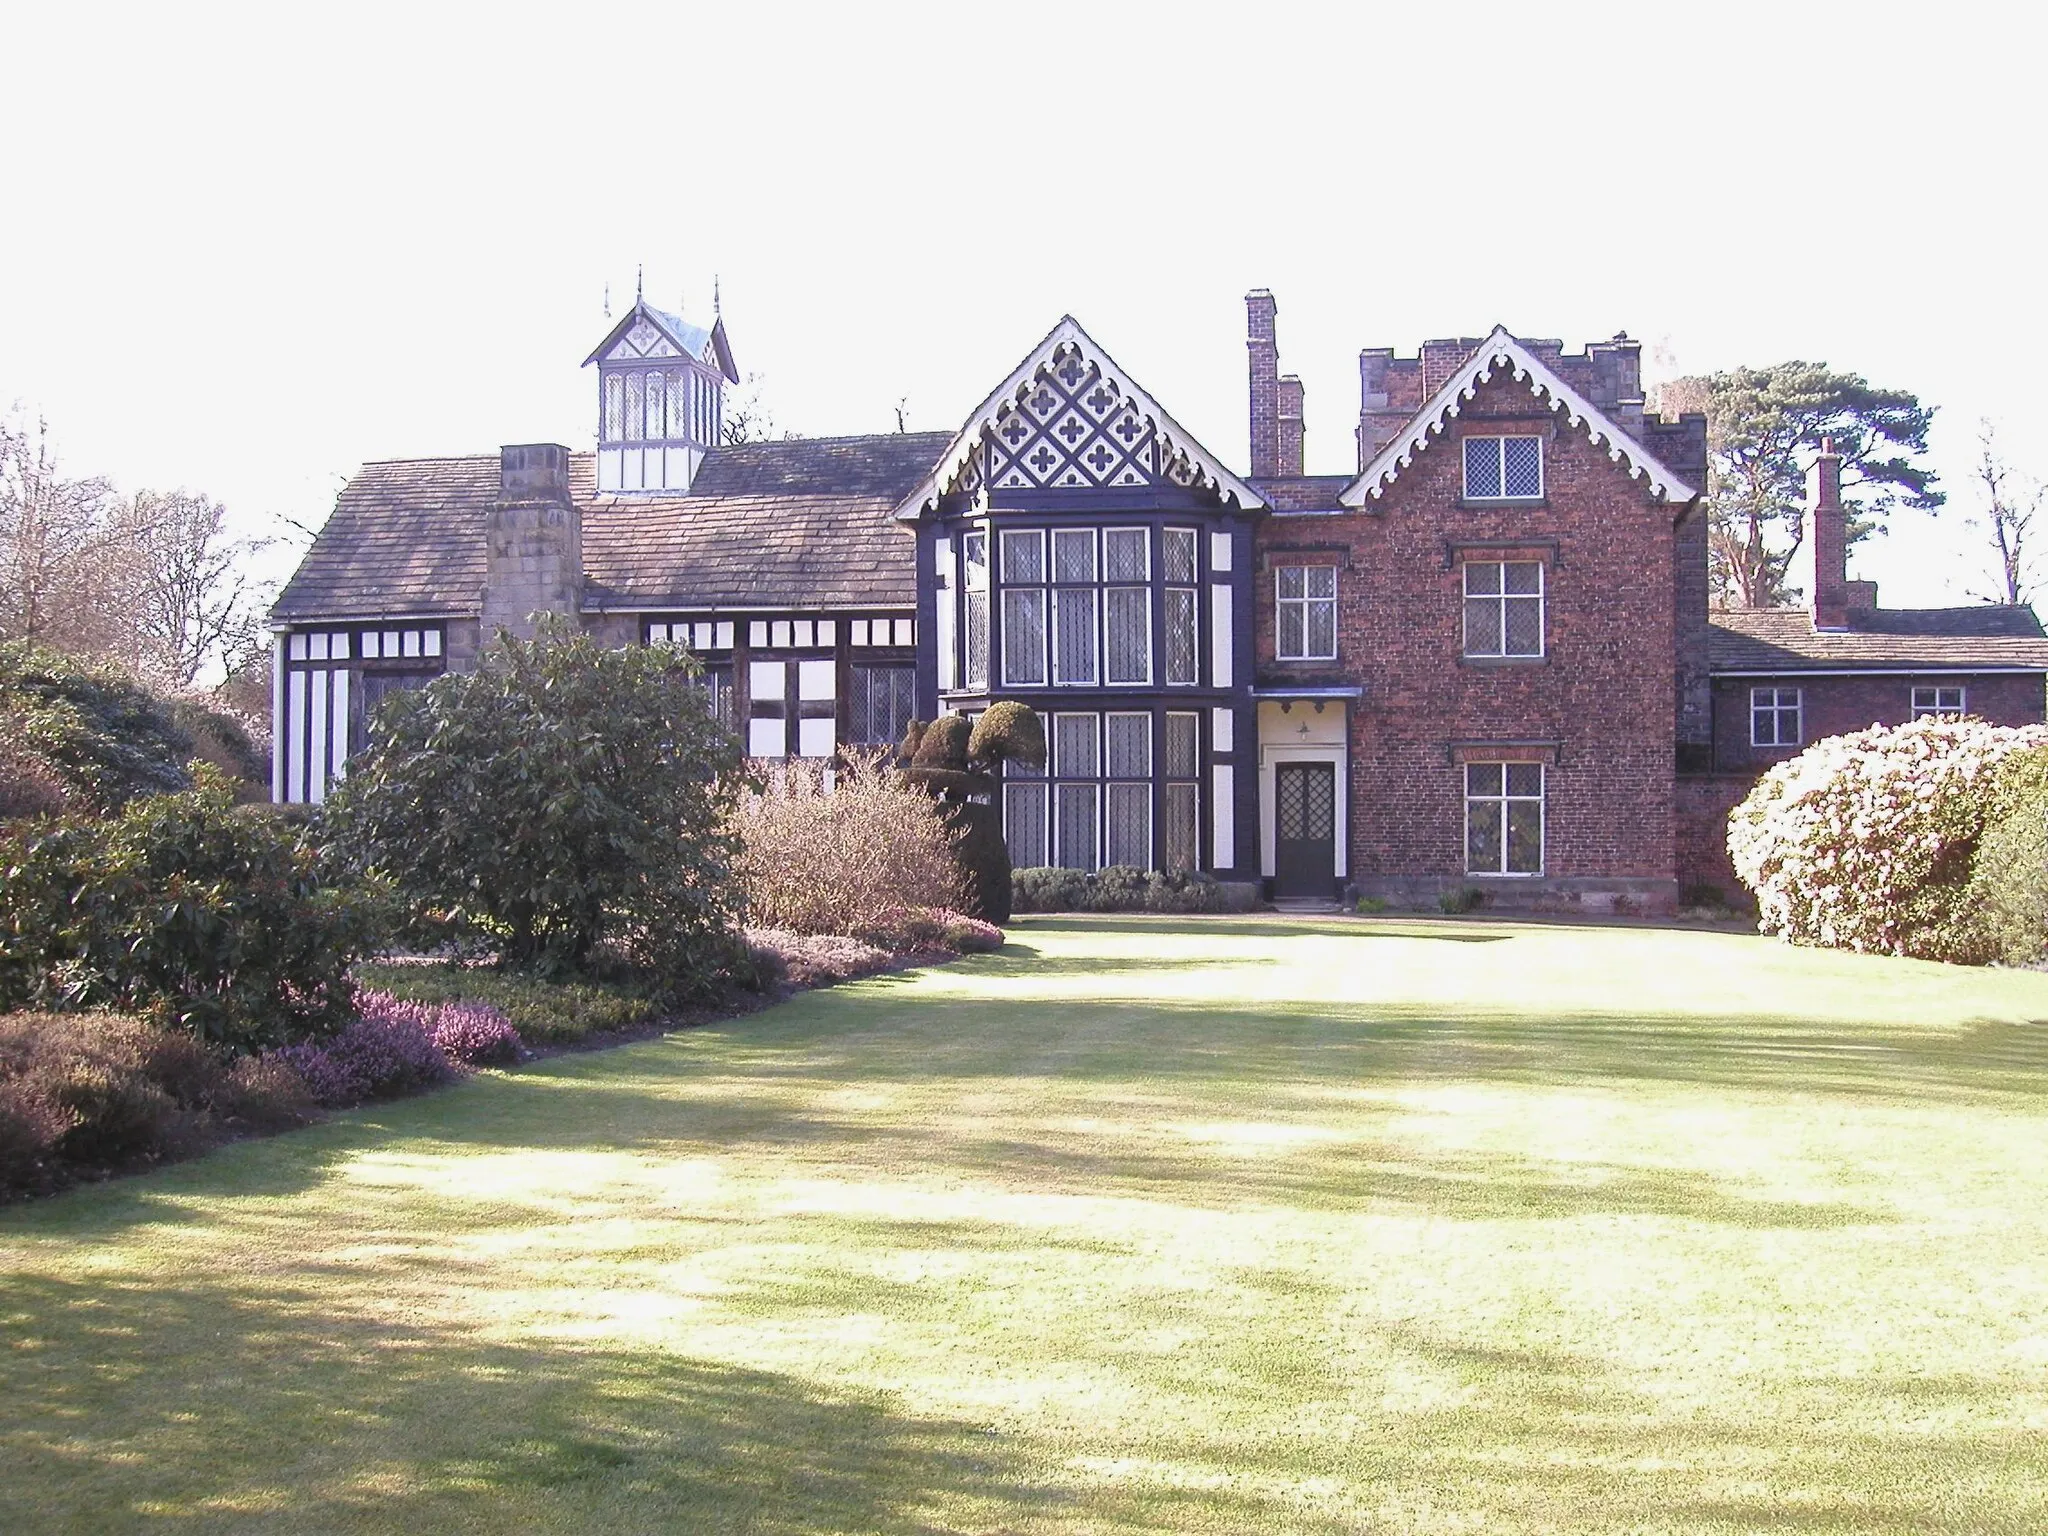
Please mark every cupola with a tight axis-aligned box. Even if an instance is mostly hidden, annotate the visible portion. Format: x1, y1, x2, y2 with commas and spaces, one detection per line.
582, 281, 739, 494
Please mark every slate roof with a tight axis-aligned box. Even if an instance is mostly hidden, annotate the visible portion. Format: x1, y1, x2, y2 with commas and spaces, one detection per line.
272, 433, 947, 622
1708, 606, 2048, 672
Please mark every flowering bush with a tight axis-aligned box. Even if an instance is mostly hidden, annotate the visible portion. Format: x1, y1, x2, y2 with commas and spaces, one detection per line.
271, 1009, 452, 1107
731, 753, 966, 938
426, 1001, 523, 1066
1728, 716, 2048, 961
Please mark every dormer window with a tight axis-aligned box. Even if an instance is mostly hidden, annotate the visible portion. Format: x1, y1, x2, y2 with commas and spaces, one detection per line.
1463, 435, 1543, 501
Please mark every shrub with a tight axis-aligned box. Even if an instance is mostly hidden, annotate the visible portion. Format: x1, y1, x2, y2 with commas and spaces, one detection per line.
0, 724, 72, 822
966, 702, 1046, 775
900, 703, 1045, 924
353, 963, 660, 1046
1960, 745, 2048, 966
1010, 866, 1237, 914
0, 641, 194, 811
270, 1011, 451, 1107
745, 929, 895, 989
732, 753, 966, 939
1729, 717, 2048, 960
0, 1011, 316, 1197
1354, 896, 1390, 914
1438, 886, 1484, 915
0, 769, 384, 1050
168, 698, 269, 798
324, 619, 746, 998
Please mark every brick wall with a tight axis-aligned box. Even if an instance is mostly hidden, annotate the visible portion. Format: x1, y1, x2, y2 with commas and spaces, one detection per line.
1674, 773, 1753, 903
1708, 670, 2046, 773
1256, 369, 1686, 911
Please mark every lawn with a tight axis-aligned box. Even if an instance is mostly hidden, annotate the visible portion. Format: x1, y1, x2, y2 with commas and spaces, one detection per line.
5, 914, 2048, 1534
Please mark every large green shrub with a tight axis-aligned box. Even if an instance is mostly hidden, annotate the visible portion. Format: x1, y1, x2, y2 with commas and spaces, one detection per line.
898, 702, 1045, 923
0, 769, 380, 1049
323, 619, 746, 996
731, 753, 965, 940
1960, 745, 2048, 966
0, 641, 194, 811
1728, 716, 2048, 961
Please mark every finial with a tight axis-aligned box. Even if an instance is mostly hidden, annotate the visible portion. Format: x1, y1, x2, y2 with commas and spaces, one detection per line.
635, 264, 644, 304
714, 274, 722, 316
602, 280, 610, 319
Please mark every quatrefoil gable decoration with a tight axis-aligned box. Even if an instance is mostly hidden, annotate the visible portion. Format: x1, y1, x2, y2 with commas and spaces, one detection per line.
894, 316, 1265, 520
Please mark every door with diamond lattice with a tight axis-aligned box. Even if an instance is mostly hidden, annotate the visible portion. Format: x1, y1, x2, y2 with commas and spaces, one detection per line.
1274, 763, 1336, 899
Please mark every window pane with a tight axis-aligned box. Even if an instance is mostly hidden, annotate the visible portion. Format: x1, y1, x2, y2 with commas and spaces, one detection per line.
1003, 588, 1046, 684
1277, 565, 1305, 600
1105, 782, 1151, 868
1504, 596, 1543, 656
625, 372, 644, 442
1465, 561, 1503, 595
1106, 587, 1149, 683
1105, 713, 1150, 778
1163, 528, 1197, 584
1307, 599, 1336, 659
964, 591, 990, 689
1503, 437, 1542, 498
667, 372, 687, 437
1054, 713, 1099, 777
1466, 762, 1502, 797
1001, 529, 1044, 583
603, 375, 623, 439
1162, 782, 1198, 871
1467, 800, 1503, 872
850, 665, 914, 746
1163, 712, 1198, 779
1506, 763, 1543, 798
1306, 567, 1337, 600
1278, 603, 1306, 659
1056, 783, 1099, 869
1004, 782, 1048, 868
645, 372, 665, 439
1053, 528, 1096, 584
1104, 528, 1148, 582
1464, 437, 1501, 498
1163, 588, 1197, 684
1054, 587, 1098, 683
1507, 800, 1543, 872
1465, 598, 1503, 656
1504, 561, 1543, 595
963, 533, 989, 589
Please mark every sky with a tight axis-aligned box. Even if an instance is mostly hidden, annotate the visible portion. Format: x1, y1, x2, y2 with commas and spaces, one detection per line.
2, 1, 2041, 608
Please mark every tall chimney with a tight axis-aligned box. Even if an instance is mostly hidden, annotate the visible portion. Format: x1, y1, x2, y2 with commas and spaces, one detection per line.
1805, 437, 1849, 630
1246, 290, 1279, 478
483, 443, 582, 642
1277, 374, 1305, 477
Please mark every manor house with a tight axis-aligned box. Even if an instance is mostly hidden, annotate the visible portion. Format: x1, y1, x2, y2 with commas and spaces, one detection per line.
271, 293, 2048, 911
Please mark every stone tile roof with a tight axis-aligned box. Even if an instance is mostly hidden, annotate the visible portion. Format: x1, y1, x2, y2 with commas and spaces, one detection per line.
272, 433, 946, 622
1708, 606, 2048, 672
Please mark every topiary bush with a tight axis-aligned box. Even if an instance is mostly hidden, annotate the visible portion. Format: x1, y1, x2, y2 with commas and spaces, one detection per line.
1010, 865, 1239, 914
323, 618, 747, 999
898, 702, 1046, 924
1728, 716, 2048, 961
0, 768, 384, 1050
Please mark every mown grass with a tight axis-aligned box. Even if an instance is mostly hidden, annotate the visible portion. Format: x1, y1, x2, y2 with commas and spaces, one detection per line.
6, 914, 2048, 1533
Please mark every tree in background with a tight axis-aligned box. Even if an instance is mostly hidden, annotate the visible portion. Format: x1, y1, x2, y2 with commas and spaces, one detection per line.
110, 490, 272, 688
1965, 423, 2041, 607
1656, 364, 1942, 608
720, 372, 777, 445
0, 409, 123, 653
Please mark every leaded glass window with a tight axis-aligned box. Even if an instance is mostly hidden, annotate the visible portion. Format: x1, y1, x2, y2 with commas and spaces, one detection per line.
1104, 712, 1151, 869
850, 665, 916, 747
1054, 713, 1100, 870
644, 372, 665, 441
625, 372, 645, 443
962, 532, 989, 690
1462, 436, 1544, 500
1162, 587, 1197, 685
1465, 762, 1544, 875
1162, 711, 1199, 871
603, 375, 624, 441
1463, 561, 1545, 658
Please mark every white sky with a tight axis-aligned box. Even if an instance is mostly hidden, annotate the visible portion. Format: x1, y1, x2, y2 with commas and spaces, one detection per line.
2, 1, 2041, 607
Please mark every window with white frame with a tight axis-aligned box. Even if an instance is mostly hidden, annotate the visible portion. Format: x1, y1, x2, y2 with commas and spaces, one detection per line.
1275, 565, 1337, 661
962, 532, 990, 689
1751, 686, 1802, 747
1052, 528, 1098, 685
1003, 748, 1048, 869
1911, 685, 1966, 719
1162, 711, 1200, 870
1104, 529, 1151, 685
1465, 762, 1544, 875
1463, 561, 1545, 658
1000, 529, 1047, 686
1104, 712, 1151, 867
849, 665, 915, 747
1162, 528, 1199, 685
1462, 435, 1544, 500
1053, 713, 1100, 869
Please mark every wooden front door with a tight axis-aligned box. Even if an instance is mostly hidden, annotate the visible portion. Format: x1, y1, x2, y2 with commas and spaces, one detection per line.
1274, 762, 1336, 898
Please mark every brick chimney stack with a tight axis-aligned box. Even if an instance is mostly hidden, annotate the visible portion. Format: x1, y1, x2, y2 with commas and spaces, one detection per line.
1805, 438, 1850, 630
483, 443, 582, 642
1246, 290, 1280, 478
1277, 374, 1305, 477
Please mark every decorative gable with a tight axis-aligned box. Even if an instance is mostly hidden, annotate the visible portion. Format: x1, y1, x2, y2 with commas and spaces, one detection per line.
1338, 327, 1698, 509
897, 317, 1263, 519
609, 317, 679, 360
